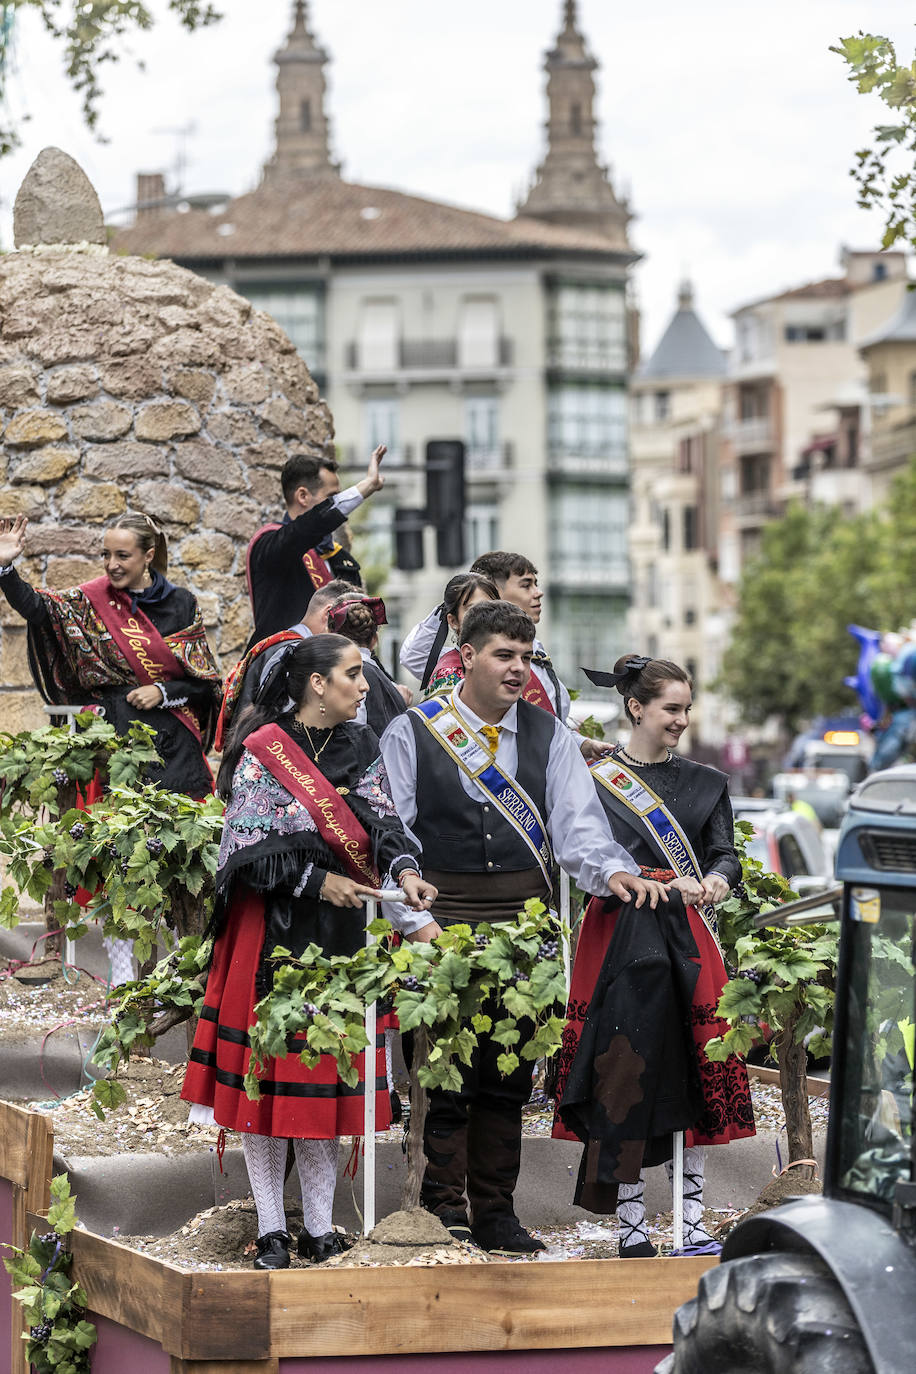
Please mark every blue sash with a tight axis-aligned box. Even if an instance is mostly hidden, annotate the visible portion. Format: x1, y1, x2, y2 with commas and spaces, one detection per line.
411, 693, 552, 887
590, 756, 722, 952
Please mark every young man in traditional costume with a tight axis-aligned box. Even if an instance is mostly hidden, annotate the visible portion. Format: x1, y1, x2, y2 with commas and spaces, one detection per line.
246, 445, 387, 648
399, 550, 610, 761
380, 601, 668, 1255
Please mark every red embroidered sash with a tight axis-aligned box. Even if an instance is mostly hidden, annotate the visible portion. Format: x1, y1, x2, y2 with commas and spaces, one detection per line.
245, 723, 379, 886
215, 629, 304, 752
246, 524, 334, 611
428, 649, 556, 715
522, 668, 556, 715
80, 577, 203, 744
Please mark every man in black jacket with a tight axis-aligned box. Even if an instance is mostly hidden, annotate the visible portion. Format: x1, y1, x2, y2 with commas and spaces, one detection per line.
246, 445, 386, 647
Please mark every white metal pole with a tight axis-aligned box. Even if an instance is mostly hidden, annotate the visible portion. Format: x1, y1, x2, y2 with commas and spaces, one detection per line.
559, 869, 571, 997
672, 1129, 684, 1253
363, 896, 378, 1234
63, 709, 79, 969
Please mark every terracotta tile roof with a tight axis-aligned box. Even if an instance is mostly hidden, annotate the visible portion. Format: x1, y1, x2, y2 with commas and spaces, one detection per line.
110, 177, 626, 261
733, 277, 850, 314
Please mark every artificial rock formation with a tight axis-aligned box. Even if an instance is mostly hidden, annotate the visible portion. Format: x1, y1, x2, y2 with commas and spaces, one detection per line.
0, 149, 334, 731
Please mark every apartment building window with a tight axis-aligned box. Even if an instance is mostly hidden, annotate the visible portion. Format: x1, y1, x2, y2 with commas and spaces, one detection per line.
458, 297, 499, 369
550, 593, 626, 685
364, 397, 400, 461
683, 505, 699, 551
740, 453, 771, 493
550, 284, 626, 370
238, 283, 324, 372
466, 502, 499, 561
465, 395, 501, 469
548, 385, 626, 459
359, 299, 399, 371
549, 485, 628, 580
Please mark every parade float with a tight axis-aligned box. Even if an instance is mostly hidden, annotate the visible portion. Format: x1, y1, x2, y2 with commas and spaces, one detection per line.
0, 149, 795, 1372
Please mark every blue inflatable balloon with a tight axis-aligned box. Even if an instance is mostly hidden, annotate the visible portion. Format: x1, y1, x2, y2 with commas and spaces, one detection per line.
845, 624, 883, 720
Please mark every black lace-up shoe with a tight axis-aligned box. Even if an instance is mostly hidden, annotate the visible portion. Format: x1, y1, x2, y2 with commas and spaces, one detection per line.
471, 1214, 546, 1255
436, 1207, 473, 1242
297, 1227, 354, 1263
253, 1230, 291, 1269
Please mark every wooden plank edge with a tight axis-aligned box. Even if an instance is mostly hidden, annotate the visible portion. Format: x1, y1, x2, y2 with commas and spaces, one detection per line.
58, 1224, 271, 1361
0, 1100, 45, 1189
267, 1254, 715, 1357
748, 1065, 830, 1098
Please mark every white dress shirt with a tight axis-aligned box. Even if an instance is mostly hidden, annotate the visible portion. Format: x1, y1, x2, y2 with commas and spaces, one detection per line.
399, 611, 572, 724
332, 485, 365, 520
379, 683, 639, 896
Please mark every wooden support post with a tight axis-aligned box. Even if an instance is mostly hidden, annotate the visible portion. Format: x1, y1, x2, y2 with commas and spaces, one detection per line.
8, 1109, 54, 1374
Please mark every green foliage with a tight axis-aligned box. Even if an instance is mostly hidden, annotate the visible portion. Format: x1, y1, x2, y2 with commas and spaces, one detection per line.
832, 33, 916, 250
3, 1174, 96, 1374
720, 464, 916, 730
0, 1, 222, 158
0, 714, 159, 817
0, 783, 223, 962
705, 822, 838, 1067
246, 900, 567, 1098
91, 935, 210, 1113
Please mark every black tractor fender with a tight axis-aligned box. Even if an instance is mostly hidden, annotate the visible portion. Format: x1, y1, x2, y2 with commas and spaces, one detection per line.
722, 1195, 916, 1374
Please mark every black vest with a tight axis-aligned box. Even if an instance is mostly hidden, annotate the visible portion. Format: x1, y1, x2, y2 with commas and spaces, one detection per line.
409, 698, 556, 873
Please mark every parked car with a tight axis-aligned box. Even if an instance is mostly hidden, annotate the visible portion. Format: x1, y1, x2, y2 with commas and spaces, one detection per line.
733, 804, 832, 892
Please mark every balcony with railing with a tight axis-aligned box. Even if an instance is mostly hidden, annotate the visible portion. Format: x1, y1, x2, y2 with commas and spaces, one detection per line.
344, 337, 514, 377
547, 447, 629, 479
338, 440, 514, 479
724, 415, 775, 453
546, 340, 627, 375
733, 490, 782, 525
866, 415, 916, 474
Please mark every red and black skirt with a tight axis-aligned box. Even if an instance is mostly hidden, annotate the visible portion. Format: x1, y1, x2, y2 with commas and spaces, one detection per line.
181, 886, 392, 1138
553, 890, 754, 1154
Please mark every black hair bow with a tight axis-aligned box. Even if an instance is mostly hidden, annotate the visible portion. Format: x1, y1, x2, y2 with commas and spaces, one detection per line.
581, 656, 652, 690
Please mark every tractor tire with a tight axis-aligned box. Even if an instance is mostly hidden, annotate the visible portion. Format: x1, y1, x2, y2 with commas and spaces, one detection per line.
654, 1251, 873, 1374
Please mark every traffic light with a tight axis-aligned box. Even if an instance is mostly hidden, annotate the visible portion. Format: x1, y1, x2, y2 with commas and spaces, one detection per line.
435, 519, 465, 568
393, 507, 425, 572
425, 440, 466, 526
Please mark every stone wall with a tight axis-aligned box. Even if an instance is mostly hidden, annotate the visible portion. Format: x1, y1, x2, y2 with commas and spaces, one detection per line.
0, 248, 334, 732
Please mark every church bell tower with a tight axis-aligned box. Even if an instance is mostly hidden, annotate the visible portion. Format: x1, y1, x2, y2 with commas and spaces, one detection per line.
516, 0, 630, 246
261, 1, 340, 186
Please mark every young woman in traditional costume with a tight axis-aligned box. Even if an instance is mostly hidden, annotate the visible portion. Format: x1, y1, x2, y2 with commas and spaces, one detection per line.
181, 635, 439, 1269
325, 593, 410, 737
0, 513, 220, 796
417, 572, 500, 696
0, 512, 221, 981
552, 656, 755, 1257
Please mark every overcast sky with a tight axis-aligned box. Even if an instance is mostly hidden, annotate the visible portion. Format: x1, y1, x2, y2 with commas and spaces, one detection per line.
1, 0, 912, 355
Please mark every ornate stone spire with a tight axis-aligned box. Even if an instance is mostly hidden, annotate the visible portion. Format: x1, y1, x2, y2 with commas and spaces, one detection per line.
516, 0, 630, 246
261, 1, 339, 186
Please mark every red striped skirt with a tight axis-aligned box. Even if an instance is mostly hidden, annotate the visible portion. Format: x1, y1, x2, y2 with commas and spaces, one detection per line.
181, 886, 392, 1138
552, 894, 754, 1148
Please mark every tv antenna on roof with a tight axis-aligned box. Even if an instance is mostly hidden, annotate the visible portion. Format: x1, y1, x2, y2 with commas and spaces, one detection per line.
151, 120, 197, 195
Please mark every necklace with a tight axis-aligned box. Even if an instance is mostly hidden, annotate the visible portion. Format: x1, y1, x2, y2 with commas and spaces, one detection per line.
292, 717, 332, 759
617, 745, 672, 767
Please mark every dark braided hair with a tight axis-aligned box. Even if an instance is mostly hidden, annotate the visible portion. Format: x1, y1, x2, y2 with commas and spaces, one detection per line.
216, 634, 354, 796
